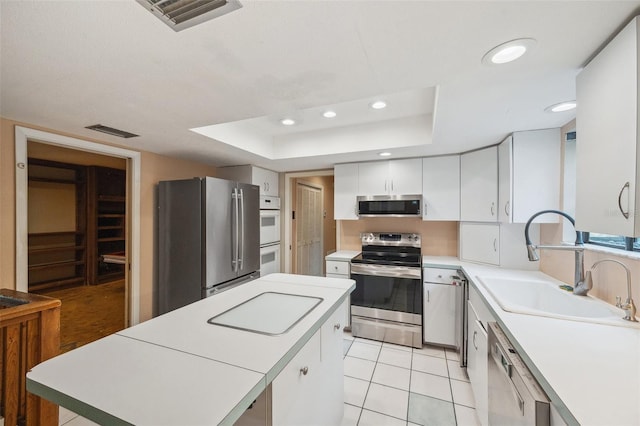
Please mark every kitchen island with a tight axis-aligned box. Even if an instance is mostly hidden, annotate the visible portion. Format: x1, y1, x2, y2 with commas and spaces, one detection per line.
26, 273, 354, 426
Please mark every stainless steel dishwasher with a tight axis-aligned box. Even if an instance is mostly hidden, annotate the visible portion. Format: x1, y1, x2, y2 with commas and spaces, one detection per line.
487, 322, 550, 426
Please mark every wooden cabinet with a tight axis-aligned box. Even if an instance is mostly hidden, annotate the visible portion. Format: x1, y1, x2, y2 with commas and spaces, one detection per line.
271, 303, 345, 425
217, 165, 279, 196
334, 163, 359, 220
498, 130, 561, 224
87, 166, 126, 285
576, 17, 640, 236
422, 155, 460, 221
460, 147, 498, 222
358, 159, 422, 196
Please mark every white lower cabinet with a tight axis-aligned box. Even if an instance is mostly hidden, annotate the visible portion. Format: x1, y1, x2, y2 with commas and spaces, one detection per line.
466, 286, 494, 426
467, 300, 489, 426
271, 303, 346, 426
271, 330, 322, 425
423, 268, 458, 346
325, 258, 351, 328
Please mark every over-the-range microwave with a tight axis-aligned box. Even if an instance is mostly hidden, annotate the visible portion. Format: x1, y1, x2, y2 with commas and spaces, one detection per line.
357, 195, 422, 217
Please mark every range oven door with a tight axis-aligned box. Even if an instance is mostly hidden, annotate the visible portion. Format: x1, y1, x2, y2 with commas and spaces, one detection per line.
350, 263, 423, 348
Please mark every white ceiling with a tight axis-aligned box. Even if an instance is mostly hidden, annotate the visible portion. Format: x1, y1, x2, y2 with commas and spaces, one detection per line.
2, 1, 639, 172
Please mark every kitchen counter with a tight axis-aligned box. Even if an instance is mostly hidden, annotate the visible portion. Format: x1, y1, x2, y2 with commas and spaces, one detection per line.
325, 250, 360, 261
26, 274, 355, 425
422, 256, 640, 426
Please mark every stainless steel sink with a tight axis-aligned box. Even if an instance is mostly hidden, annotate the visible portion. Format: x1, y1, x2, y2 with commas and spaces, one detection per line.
207, 292, 323, 335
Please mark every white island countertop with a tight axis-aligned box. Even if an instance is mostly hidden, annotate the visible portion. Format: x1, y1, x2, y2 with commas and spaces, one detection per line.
27, 273, 354, 426
422, 256, 640, 426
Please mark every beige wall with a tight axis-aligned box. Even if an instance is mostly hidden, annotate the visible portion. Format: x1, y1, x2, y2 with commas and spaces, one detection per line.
540, 119, 640, 307
0, 117, 218, 322
339, 218, 458, 256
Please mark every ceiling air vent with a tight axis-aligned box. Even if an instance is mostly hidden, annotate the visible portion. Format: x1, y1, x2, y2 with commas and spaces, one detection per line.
136, 0, 242, 32
86, 124, 139, 139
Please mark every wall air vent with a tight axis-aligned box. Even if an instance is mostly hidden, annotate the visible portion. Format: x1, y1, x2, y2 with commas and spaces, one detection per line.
136, 0, 242, 32
85, 124, 139, 139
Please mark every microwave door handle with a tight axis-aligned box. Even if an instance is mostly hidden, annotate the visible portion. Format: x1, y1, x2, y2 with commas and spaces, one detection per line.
239, 188, 245, 270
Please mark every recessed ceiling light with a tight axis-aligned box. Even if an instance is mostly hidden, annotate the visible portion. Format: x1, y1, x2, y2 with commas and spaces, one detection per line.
281, 118, 296, 126
323, 110, 337, 118
545, 101, 577, 113
379, 152, 391, 157
370, 101, 387, 110
482, 38, 537, 65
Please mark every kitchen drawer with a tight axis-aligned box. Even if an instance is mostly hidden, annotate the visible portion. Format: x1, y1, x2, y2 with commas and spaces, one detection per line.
423, 267, 459, 284
469, 285, 495, 327
326, 261, 349, 276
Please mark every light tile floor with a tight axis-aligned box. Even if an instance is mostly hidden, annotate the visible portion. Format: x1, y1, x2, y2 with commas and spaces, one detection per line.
57, 333, 480, 426
341, 332, 481, 426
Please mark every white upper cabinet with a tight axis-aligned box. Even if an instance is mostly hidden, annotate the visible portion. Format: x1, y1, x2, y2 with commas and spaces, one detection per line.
217, 165, 279, 196
498, 130, 561, 224
333, 163, 359, 220
422, 155, 460, 221
358, 159, 422, 196
576, 17, 640, 236
460, 146, 498, 222
252, 166, 279, 196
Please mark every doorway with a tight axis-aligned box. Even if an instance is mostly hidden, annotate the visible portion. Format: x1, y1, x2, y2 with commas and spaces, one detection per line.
286, 172, 336, 276
26, 151, 128, 352
14, 126, 141, 331
294, 181, 323, 276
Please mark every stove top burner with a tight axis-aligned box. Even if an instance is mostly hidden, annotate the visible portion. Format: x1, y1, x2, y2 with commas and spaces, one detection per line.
351, 232, 422, 267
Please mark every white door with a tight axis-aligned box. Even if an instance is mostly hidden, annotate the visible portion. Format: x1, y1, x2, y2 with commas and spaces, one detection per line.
334, 164, 359, 220
422, 155, 460, 221
459, 222, 500, 266
388, 158, 422, 195
357, 161, 389, 196
460, 147, 498, 222
296, 183, 323, 276
498, 136, 513, 224
423, 283, 457, 346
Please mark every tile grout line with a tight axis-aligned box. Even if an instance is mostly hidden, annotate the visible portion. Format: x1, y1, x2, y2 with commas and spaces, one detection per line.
445, 351, 459, 426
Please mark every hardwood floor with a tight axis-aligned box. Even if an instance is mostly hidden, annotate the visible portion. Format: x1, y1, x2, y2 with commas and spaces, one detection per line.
40, 280, 126, 353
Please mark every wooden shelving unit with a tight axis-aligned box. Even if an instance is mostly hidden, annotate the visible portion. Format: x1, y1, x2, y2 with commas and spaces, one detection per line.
27, 160, 87, 293
87, 166, 126, 285
27, 160, 127, 291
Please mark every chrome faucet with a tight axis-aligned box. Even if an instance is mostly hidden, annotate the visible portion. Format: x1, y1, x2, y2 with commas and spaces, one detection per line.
524, 210, 588, 295
586, 259, 638, 322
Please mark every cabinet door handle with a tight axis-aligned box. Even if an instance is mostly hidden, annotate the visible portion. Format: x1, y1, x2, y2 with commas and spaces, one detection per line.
300, 366, 309, 376
473, 330, 478, 350
427, 290, 430, 303
493, 238, 497, 252
391, 180, 394, 192
618, 182, 630, 219
491, 202, 495, 216
505, 200, 510, 216
424, 202, 428, 216
334, 323, 341, 330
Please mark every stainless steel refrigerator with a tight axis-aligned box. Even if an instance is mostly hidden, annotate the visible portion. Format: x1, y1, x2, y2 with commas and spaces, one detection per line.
157, 177, 260, 315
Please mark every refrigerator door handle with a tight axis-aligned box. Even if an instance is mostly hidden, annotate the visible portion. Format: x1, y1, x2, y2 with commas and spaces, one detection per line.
238, 188, 245, 271
232, 188, 239, 272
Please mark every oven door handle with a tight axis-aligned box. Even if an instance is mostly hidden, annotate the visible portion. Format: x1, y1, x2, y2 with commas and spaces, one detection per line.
350, 263, 421, 280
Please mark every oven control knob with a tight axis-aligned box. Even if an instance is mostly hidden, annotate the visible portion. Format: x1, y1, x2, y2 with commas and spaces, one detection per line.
367, 233, 375, 242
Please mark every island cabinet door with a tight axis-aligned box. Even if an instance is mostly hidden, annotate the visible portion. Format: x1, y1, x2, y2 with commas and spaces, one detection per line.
319, 304, 346, 424
271, 331, 322, 426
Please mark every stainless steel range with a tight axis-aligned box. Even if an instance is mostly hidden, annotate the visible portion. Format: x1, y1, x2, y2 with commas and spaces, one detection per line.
350, 232, 422, 348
